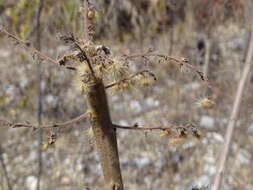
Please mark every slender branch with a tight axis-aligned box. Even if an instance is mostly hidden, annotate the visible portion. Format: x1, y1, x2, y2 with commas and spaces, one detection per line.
124, 53, 206, 81
0, 28, 76, 70
211, 29, 253, 190
0, 113, 88, 129
113, 124, 179, 131
105, 70, 156, 89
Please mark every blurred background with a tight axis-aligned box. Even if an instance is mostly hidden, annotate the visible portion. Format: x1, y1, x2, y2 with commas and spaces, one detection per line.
0, 0, 253, 190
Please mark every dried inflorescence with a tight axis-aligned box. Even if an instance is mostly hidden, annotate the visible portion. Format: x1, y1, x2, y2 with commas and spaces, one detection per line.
42, 130, 57, 150
115, 122, 201, 145
196, 97, 215, 109
1, 25, 210, 96
160, 123, 201, 145
57, 33, 160, 94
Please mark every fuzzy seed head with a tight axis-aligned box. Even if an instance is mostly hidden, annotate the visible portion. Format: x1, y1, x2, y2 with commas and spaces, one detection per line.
73, 76, 89, 93
108, 58, 129, 79
160, 130, 171, 137
169, 137, 184, 145
76, 62, 90, 75
196, 97, 214, 109
136, 74, 155, 86
41, 142, 49, 150
111, 81, 132, 92
87, 127, 94, 137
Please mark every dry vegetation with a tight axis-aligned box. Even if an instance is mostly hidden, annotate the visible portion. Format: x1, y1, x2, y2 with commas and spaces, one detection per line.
0, 0, 253, 190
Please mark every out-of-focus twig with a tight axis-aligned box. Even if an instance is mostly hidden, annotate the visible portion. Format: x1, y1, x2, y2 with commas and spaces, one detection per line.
211, 29, 253, 190
82, 0, 90, 40
0, 113, 88, 129
33, 0, 45, 189
0, 145, 13, 190
203, 36, 211, 80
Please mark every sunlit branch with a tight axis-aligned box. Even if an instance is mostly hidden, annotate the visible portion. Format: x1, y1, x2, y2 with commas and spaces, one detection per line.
0, 112, 87, 129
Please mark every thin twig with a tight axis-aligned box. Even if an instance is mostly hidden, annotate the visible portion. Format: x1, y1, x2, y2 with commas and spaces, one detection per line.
124, 53, 206, 81
0, 113, 88, 129
0, 28, 75, 70
105, 70, 156, 89
114, 124, 179, 131
211, 29, 253, 190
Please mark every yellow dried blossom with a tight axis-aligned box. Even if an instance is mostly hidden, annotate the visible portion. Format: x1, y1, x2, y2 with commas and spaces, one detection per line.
160, 130, 171, 137
169, 137, 183, 145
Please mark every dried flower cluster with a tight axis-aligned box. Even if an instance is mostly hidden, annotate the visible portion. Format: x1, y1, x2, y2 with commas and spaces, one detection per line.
57, 34, 159, 94
160, 123, 201, 145
196, 97, 215, 109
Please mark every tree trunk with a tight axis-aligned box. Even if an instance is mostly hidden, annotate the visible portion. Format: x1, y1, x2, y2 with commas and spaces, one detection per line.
86, 78, 123, 190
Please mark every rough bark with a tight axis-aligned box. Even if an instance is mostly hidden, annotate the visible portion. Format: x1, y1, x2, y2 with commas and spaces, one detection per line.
86, 79, 123, 190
